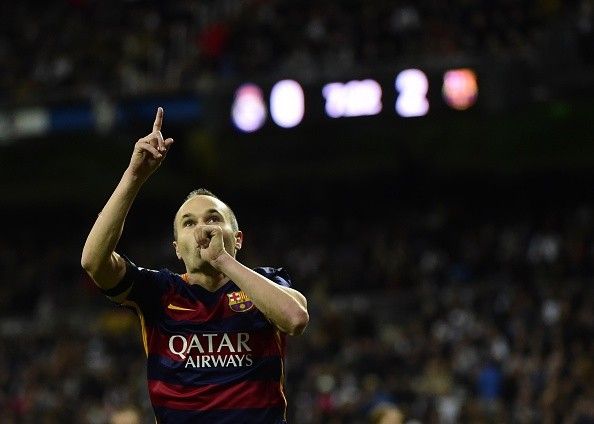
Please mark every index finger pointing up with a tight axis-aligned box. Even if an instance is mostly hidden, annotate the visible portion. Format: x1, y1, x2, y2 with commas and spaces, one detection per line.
153, 107, 164, 132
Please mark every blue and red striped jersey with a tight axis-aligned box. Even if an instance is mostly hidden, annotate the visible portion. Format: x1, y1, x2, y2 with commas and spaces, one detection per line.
113, 260, 291, 424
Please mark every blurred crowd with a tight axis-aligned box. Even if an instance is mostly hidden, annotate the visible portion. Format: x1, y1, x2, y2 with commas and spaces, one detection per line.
1, 0, 593, 105
2, 0, 594, 423
1, 196, 593, 423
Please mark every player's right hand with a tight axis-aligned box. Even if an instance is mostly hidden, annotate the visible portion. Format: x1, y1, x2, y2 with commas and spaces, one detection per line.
127, 107, 174, 181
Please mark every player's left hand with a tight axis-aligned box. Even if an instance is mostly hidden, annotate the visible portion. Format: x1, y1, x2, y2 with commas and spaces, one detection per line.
195, 225, 228, 267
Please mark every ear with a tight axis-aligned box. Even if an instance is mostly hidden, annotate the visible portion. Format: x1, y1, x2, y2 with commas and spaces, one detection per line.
173, 241, 182, 260
234, 231, 243, 250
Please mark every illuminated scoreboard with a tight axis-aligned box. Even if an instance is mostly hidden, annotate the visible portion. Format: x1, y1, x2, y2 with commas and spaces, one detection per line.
231, 68, 479, 133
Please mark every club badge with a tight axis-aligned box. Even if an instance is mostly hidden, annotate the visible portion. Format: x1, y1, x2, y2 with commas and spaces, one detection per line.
227, 291, 254, 312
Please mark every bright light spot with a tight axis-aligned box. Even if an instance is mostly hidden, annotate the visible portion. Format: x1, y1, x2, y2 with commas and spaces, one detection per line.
322, 79, 382, 118
270, 80, 305, 128
442, 68, 478, 110
395, 69, 429, 117
231, 84, 267, 132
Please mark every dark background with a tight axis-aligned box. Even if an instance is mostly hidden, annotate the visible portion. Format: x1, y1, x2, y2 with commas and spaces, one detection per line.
1, 1, 593, 423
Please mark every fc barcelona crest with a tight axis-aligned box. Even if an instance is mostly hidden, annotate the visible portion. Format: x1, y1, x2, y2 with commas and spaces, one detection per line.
227, 291, 254, 312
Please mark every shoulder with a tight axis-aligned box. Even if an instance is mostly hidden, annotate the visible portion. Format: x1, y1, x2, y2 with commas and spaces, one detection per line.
121, 259, 186, 294
126, 260, 177, 282
253, 266, 292, 288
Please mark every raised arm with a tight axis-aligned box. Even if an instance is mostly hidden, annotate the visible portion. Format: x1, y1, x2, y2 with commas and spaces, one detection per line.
81, 107, 174, 291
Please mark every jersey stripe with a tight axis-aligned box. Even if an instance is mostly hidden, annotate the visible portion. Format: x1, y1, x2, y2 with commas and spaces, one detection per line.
160, 312, 271, 333
153, 406, 286, 424
148, 379, 285, 411
162, 293, 232, 322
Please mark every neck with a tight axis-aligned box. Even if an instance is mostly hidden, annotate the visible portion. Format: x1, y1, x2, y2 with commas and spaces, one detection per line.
184, 263, 229, 292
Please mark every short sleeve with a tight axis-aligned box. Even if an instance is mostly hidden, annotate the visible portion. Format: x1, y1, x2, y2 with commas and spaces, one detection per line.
105, 258, 173, 317
253, 267, 292, 288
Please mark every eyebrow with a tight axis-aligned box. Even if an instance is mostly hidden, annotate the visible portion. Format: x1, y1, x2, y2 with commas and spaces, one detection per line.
180, 209, 224, 220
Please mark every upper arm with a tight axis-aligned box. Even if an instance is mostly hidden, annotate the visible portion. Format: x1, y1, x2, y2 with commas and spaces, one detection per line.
278, 285, 308, 311
85, 251, 127, 292
261, 267, 307, 310
253, 266, 309, 335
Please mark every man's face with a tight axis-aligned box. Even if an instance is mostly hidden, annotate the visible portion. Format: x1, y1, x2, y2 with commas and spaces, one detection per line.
173, 195, 242, 270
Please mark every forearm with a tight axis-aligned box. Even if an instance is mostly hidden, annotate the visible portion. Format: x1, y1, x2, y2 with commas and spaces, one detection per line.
81, 169, 143, 278
214, 254, 309, 335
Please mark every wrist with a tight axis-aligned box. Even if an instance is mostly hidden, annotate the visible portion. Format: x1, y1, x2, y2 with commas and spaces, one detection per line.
122, 168, 148, 186
210, 251, 234, 272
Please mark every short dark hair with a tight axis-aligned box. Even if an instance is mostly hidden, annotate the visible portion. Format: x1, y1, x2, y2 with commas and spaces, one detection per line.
173, 188, 239, 239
